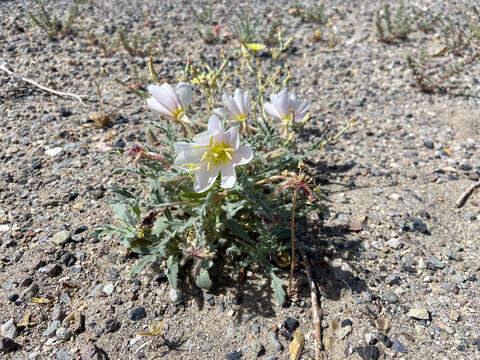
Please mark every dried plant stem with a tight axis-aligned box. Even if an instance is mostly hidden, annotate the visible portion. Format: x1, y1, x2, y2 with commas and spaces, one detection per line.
300, 248, 322, 360
455, 180, 480, 208
0, 63, 86, 105
288, 189, 298, 295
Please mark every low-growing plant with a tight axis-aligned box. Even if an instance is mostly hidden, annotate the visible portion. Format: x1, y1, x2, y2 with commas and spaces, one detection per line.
86, 31, 119, 58
117, 28, 163, 58
97, 44, 353, 305
375, 3, 413, 42
28, 0, 84, 40
289, 3, 327, 25
190, 4, 215, 24
231, 13, 261, 44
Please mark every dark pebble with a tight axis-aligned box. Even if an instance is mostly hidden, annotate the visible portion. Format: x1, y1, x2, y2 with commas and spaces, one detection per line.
393, 339, 408, 354
67, 192, 79, 202
204, 293, 215, 306
31, 160, 42, 170
459, 163, 472, 171
114, 139, 126, 148
341, 319, 353, 327
59, 108, 72, 117
130, 307, 146, 321
283, 317, 299, 332
354, 345, 379, 360
456, 344, 466, 351
280, 329, 293, 341
107, 268, 119, 281
380, 334, 393, 348
226, 350, 242, 360
0, 337, 20, 353
62, 253, 76, 267
21, 277, 33, 287
104, 318, 121, 333
8, 294, 19, 302
220, 301, 226, 312
255, 343, 266, 357
423, 139, 434, 149
412, 218, 428, 234
231, 295, 242, 305
476, 338, 480, 351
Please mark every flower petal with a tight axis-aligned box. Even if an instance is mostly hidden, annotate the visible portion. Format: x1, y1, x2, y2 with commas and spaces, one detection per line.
223, 126, 239, 149
273, 88, 289, 117
223, 93, 240, 117
173, 142, 204, 170
220, 163, 237, 188
148, 84, 179, 113
147, 97, 172, 117
233, 145, 253, 165
175, 83, 192, 109
207, 114, 223, 134
194, 165, 219, 193
264, 101, 281, 120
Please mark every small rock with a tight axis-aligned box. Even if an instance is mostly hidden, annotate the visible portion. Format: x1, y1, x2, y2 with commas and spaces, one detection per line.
56, 327, 72, 341
341, 319, 353, 327
255, 343, 265, 357
39, 263, 62, 277
104, 318, 121, 333
1, 319, 18, 339
169, 289, 181, 303
427, 255, 445, 269
336, 325, 351, 340
423, 139, 434, 149
59, 108, 72, 117
130, 307, 146, 321
51, 231, 71, 246
226, 350, 242, 360
71, 264, 82, 274
0, 337, 19, 353
24, 283, 39, 299
266, 356, 277, 360
412, 218, 428, 234
282, 317, 299, 333
226, 326, 235, 340
448, 311, 460, 322
43, 320, 61, 337
8, 294, 19, 302
103, 283, 115, 296
393, 339, 408, 354
52, 306, 66, 322
270, 332, 283, 351
451, 273, 465, 284
80, 342, 108, 360
354, 345, 379, 360
45, 147, 63, 157
386, 238, 403, 250
251, 325, 260, 334
407, 308, 430, 320
384, 291, 399, 304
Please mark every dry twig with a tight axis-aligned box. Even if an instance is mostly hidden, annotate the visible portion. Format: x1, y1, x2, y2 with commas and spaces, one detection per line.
455, 180, 480, 208
300, 248, 323, 360
0, 63, 86, 105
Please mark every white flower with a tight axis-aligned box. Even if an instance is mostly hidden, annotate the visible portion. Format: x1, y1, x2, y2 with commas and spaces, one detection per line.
174, 115, 253, 193
222, 89, 250, 122
264, 88, 310, 124
147, 83, 192, 122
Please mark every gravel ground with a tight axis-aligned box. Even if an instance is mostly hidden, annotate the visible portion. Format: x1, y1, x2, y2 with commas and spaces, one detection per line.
1, 0, 480, 359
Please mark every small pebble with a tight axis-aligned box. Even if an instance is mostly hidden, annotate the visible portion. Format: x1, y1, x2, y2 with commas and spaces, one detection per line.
130, 307, 146, 321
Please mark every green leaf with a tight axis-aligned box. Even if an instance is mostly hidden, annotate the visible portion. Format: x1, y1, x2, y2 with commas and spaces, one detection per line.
152, 218, 169, 236
226, 219, 252, 242
111, 203, 138, 226
167, 255, 179, 290
269, 269, 286, 305
222, 200, 247, 219
130, 255, 156, 275
195, 268, 212, 289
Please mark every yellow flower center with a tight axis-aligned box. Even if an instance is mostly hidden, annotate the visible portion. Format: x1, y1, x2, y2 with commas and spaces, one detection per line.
199, 137, 234, 170
172, 107, 185, 121
234, 113, 246, 122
